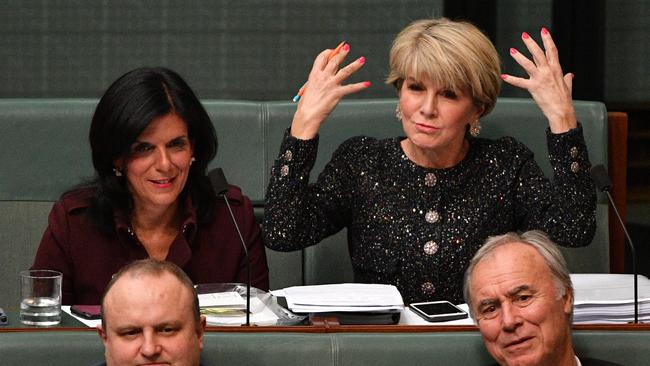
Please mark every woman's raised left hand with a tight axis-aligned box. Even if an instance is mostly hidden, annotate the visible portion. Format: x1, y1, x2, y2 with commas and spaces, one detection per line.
502, 27, 577, 134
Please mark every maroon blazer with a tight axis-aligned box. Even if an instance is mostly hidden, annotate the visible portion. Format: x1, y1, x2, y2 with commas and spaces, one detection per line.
32, 186, 269, 305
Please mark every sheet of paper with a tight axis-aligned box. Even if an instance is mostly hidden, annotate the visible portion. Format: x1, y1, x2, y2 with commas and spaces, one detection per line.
270, 289, 285, 297
198, 291, 246, 308
282, 283, 404, 313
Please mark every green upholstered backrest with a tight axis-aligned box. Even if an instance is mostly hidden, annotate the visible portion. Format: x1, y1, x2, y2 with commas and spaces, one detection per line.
0, 100, 96, 307
1, 329, 648, 366
483, 99, 609, 273
201, 101, 303, 292
0, 98, 608, 308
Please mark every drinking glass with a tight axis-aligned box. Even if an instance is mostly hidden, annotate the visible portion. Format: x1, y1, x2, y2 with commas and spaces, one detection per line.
20, 270, 62, 326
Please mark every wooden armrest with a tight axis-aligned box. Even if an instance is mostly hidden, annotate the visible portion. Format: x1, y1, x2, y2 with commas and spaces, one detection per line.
607, 111, 628, 273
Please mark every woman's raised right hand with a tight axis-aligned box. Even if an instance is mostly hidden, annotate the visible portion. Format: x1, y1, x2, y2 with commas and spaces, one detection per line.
290, 43, 370, 140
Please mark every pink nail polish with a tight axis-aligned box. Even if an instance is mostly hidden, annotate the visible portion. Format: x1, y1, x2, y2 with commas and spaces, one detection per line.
342, 44, 350, 52
500, 74, 508, 80
522, 32, 530, 40
363, 81, 371, 87
510, 48, 517, 55
358, 56, 366, 64
541, 27, 549, 35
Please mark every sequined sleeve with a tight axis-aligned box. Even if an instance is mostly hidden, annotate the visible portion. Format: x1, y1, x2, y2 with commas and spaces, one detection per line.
263, 130, 361, 251
514, 123, 596, 247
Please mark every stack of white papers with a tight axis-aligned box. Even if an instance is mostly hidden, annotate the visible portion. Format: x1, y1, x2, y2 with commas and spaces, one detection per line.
203, 297, 279, 326
198, 291, 278, 326
572, 273, 650, 324
282, 283, 404, 313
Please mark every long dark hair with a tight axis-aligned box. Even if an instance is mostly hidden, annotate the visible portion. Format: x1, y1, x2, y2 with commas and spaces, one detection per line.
87, 67, 217, 232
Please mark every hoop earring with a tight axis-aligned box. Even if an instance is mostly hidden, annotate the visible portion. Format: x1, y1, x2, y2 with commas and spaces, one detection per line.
395, 104, 403, 122
113, 168, 123, 177
469, 120, 481, 137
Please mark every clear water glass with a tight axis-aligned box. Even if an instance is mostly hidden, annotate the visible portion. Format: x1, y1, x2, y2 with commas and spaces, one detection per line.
20, 270, 62, 326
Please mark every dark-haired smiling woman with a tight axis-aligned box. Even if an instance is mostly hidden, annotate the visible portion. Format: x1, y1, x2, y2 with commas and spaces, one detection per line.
32, 67, 269, 305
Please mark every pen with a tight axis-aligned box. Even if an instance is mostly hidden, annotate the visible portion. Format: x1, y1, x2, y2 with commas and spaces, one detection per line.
292, 41, 346, 102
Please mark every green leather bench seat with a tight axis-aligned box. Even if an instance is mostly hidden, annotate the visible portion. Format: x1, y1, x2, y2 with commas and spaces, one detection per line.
0, 98, 609, 306
0, 329, 648, 366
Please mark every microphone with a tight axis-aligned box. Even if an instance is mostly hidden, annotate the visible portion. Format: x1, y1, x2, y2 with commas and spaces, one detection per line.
208, 168, 251, 326
590, 164, 639, 323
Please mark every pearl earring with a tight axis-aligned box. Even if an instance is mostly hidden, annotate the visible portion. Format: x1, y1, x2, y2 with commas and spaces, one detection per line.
113, 168, 123, 177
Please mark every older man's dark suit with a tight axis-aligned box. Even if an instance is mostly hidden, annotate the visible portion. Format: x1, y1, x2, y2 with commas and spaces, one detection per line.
489, 357, 623, 366
581, 357, 624, 366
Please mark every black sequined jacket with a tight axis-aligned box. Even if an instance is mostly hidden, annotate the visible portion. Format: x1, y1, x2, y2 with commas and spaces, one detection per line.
263, 125, 596, 304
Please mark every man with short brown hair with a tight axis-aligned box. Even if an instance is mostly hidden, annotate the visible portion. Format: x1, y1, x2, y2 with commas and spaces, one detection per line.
96, 259, 206, 366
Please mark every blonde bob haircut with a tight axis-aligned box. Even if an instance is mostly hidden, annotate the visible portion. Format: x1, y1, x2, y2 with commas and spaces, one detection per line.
386, 18, 501, 117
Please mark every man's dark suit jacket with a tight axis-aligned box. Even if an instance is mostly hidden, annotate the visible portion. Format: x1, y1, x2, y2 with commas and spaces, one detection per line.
581, 357, 624, 366
488, 357, 623, 366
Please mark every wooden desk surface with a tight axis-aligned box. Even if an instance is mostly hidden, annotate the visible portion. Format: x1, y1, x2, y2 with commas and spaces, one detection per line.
2, 310, 650, 333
